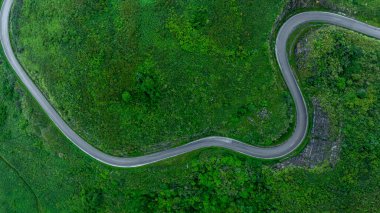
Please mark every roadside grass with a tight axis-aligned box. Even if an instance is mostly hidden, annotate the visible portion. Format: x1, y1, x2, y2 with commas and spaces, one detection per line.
329, 0, 380, 26
11, 0, 293, 156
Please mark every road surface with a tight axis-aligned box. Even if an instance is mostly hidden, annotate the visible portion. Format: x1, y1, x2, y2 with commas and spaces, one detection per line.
1, 0, 379, 167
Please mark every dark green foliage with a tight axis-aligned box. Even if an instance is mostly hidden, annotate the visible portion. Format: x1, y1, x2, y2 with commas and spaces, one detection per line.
0, 159, 38, 212
80, 188, 104, 212
122, 91, 131, 103
0, 105, 6, 127
356, 88, 367, 99
237, 103, 256, 118
146, 156, 274, 212
134, 58, 162, 102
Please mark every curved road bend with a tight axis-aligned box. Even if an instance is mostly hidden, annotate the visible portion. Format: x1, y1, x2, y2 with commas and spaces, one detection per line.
1, 0, 379, 167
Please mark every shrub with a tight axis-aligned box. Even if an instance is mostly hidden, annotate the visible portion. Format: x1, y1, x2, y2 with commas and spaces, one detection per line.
122, 91, 132, 103
0, 105, 7, 127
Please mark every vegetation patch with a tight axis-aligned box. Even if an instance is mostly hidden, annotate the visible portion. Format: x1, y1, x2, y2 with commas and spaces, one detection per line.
1, 0, 379, 212
329, 0, 380, 26
138, 25, 380, 212
0, 25, 379, 212
0, 158, 38, 212
12, 0, 292, 155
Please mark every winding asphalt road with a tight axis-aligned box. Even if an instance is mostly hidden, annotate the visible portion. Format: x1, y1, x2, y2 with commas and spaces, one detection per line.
1, 0, 379, 167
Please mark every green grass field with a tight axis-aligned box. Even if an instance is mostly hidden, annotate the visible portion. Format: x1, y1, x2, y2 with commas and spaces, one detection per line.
1, 0, 380, 211
0, 158, 38, 212
11, 0, 294, 156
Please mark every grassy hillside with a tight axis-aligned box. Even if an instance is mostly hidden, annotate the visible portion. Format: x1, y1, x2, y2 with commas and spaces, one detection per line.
0, 49, 229, 211
1, 0, 379, 212
2, 20, 380, 213
11, 0, 293, 156
117, 24, 380, 212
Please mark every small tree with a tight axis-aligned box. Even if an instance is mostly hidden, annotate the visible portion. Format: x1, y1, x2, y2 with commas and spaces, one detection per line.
122, 91, 132, 103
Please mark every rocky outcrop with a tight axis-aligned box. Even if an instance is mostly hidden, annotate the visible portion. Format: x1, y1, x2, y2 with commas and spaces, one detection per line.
275, 99, 341, 169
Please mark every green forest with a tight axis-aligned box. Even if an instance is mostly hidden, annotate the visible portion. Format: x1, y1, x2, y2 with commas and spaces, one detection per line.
1, 0, 380, 212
